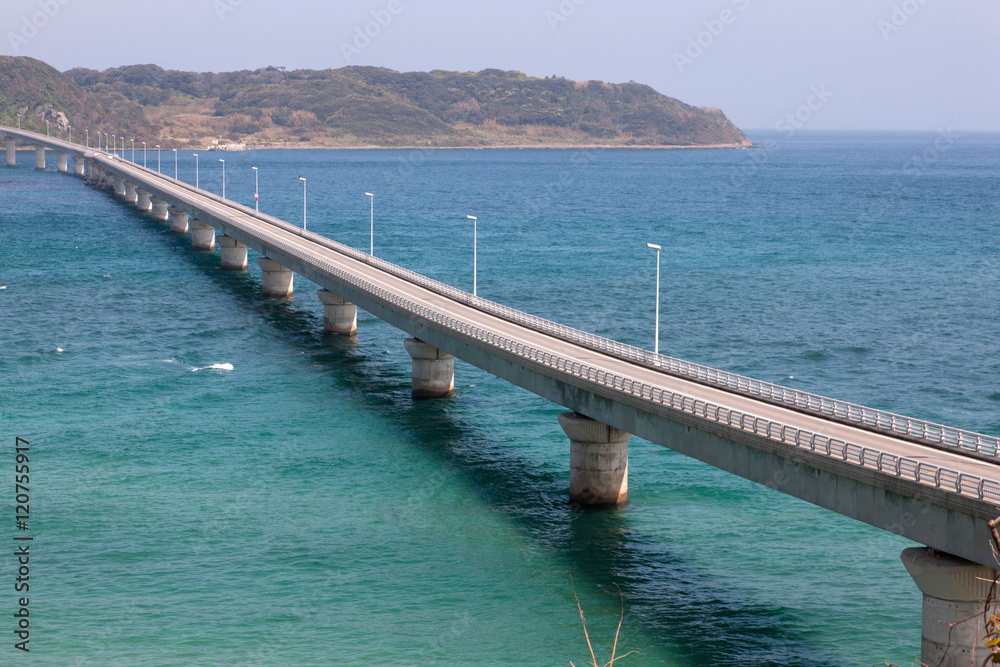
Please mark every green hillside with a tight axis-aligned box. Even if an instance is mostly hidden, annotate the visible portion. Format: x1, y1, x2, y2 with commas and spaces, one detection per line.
0, 56, 750, 149
0, 56, 157, 144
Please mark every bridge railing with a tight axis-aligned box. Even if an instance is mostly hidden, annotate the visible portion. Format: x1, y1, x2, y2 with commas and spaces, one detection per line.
238, 224, 1000, 505
96, 149, 1000, 462
285, 222, 1000, 462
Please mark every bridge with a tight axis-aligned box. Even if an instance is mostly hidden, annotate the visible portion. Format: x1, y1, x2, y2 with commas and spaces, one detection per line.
5, 126, 999, 664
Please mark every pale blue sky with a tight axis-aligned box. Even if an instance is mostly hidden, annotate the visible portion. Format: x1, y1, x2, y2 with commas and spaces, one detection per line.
3, 0, 998, 131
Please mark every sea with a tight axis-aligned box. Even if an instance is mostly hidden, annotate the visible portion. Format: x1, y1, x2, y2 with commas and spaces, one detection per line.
2, 131, 999, 666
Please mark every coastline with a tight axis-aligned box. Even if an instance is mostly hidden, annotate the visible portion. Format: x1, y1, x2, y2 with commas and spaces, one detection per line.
236, 142, 752, 151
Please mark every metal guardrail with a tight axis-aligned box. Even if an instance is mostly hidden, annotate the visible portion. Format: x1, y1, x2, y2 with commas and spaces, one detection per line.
225, 221, 1000, 505
82, 139, 1000, 464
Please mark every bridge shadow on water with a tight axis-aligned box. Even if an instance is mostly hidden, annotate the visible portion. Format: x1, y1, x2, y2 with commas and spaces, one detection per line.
134, 211, 842, 667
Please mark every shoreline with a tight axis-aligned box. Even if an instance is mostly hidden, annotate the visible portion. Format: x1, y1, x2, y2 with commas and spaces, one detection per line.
231, 142, 752, 151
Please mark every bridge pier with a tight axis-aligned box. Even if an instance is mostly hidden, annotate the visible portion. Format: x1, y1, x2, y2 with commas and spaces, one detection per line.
57, 152, 68, 173
902, 548, 999, 667
136, 189, 153, 212
168, 208, 189, 233
403, 338, 454, 399
6, 138, 15, 167
151, 197, 169, 221
218, 236, 248, 270
34, 146, 45, 170
559, 412, 630, 507
257, 257, 293, 297
190, 219, 216, 250
123, 182, 138, 204
72, 156, 84, 176
317, 290, 357, 336
114, 176, 126, 198
102, 170, 115, 191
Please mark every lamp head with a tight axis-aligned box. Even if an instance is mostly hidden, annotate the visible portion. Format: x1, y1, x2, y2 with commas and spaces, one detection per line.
467, 215, 477, 221
646, 243, 661, 250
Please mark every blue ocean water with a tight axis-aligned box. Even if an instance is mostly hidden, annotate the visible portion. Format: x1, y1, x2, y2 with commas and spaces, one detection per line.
1, 131, 998, 665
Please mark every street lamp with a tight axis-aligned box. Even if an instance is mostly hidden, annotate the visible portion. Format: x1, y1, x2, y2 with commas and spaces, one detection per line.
173, 148, 177, 179
219, 159, 225, 198
86, 129, 89, 148
467, 215, 478, 296
142, 142, 146, 168
112, 135, 116, 156
365, 192, 374, 255
96, 131, 101, 152
298, 177, 307, 230
251, 167, 259, 211
646, 242, 661, 356
193, 153, 199, 188
131, 138, 135, 163
17, 114, 20, 129
156, 145, 160, 173
46, 120, 49, 136
69, 126, 72, 143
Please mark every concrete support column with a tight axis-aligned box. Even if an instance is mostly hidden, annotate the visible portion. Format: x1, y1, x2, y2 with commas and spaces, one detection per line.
403, 338, 454, 399
103, 171, 116, 190
901, 548, 1000, 667
151, 198, 169, 221
168, 208, 189, 234
189, 219, 216, 250
114, 177, 126, 198
57, 152, 68, 173
559, 412, 630, 507
256, 257, 293, 297
123, 182, 138, 204
218, 236, 248, 270
317, 289, 358, 336
136, 189, 152, 212
72, 156, 85, 176
6, 139, 15, 167
34, 146, 45, 170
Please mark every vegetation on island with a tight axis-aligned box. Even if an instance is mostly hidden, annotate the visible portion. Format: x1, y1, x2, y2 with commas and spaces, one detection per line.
1, 56, 750, 150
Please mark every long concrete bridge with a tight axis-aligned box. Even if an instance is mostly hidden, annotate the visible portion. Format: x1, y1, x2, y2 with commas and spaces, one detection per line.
6, 126, 999, 663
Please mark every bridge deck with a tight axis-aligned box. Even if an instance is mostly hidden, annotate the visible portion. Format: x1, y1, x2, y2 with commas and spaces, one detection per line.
8, 127, 1000, 565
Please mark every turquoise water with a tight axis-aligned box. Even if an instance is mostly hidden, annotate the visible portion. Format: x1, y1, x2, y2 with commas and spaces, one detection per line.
2, 132, 999, 665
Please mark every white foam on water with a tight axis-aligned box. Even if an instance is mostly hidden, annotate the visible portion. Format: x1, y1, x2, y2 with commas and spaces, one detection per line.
192, 363, 234, 372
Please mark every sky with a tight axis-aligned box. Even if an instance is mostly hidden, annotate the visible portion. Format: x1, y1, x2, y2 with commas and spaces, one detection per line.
3, 0, 999, 132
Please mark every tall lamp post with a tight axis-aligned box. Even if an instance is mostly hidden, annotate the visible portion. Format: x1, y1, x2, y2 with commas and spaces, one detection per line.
173, 148, 177, 179
193, 153, 199, 188
251, 166, 259, 211
86, 129, 89, 148
298, 177, 307, 230
219, 159, 225, 198
646, 242, 661, 356
467, 215, 478, 296
365, 192, 374, 255
112, 135, 116, 156
46, 120, 49, 136
156, 145, 160, 173
69, 126, 72, 143
142, 142, 146, 168
131, 138, 135, 163
96, 132, 101, 152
